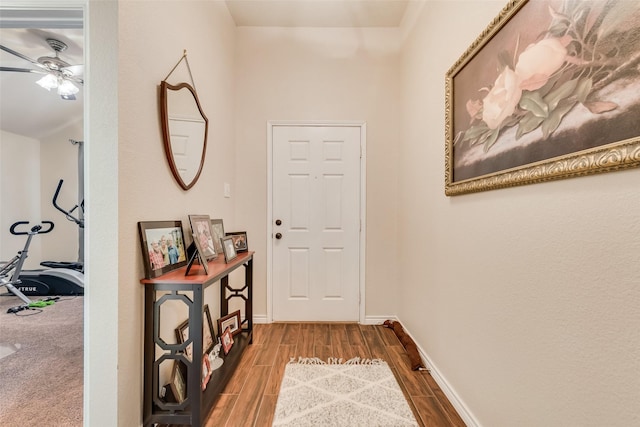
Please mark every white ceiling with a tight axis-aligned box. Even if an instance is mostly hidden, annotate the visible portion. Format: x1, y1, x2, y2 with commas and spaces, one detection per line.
0, 8, 83, 140
226, 0, 410, 27
0, 1, 409, 140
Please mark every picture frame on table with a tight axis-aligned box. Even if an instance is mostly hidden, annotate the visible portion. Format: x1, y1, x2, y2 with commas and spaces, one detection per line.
201, 354, 212, 390
210, 218, 225, 256
217, 310, 241, 337
221, 327, 234, 355
226, 231, 248, 252
221, 235, 237, 263
175, 319, 193, 362
203, 305, 215, 354
188, 214, 217, 261
445, 0, 640, 196
169, 360, 187, 403
175, 305, 216, 361
137, 220, 188, 279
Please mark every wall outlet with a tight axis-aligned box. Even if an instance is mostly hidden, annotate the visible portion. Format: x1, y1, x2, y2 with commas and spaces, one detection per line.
224, 183, 231, 198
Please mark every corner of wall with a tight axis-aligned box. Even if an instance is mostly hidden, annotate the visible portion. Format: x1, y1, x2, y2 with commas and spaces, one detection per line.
395, 318, 482, 427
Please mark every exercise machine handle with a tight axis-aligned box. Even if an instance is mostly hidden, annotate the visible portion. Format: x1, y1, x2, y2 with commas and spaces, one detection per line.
52, 179, 65, 213
9, 221, 55, 236
52, 179, 84, 228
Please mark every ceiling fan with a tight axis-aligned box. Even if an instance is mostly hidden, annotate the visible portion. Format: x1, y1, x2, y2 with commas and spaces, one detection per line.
0, 38, 83, 101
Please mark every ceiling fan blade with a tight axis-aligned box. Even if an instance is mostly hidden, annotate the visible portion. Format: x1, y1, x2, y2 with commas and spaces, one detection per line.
0, 44, 47, 70
0, 66, 47, 74
63, 64, 84, 76
65, 75, 84, 85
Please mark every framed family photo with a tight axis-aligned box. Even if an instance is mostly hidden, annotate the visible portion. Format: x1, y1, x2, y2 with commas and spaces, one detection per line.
176, 305, 215, 362
218, 310, 241, 337
138, 221, 188, 279
226, 231, 248, 252
221, 235, 237, 263
445, 0, 640, 196
188, 214, 217, 261
210, 218, 225, 255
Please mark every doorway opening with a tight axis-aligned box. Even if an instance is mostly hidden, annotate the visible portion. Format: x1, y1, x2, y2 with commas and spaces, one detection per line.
267, 121, 367, 323
0, 7, 85, 425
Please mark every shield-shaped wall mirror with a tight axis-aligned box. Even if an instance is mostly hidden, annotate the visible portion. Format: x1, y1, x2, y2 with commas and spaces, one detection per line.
160, 81, 208, 190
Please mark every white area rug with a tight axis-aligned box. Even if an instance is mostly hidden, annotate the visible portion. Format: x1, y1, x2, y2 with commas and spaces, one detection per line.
273, 357, 419, 427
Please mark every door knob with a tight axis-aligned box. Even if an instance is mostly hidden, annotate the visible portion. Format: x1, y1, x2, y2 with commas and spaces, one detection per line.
275, 219, 282, 226
275, 233, 282, 239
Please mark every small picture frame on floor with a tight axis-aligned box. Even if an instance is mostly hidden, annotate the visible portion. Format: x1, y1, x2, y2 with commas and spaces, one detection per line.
169, 360, 187, 403
221, 327, 234, 355
202, 354, 211, 390
218, 310, 241, 337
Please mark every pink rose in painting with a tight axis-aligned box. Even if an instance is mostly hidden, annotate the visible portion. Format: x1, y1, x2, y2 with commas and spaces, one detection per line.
515, 37, 568, 91
466, 99, 483, 123
482, 67, 522, 130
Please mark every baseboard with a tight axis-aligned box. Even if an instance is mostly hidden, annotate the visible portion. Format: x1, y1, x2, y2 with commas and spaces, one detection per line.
395, 317, 481, 427
362, 315, 397, 325
254, 315, 396, 325
253, 314, 268, 324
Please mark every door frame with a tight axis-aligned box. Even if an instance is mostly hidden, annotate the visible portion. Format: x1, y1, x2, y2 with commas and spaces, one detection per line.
266, 120, 367, 324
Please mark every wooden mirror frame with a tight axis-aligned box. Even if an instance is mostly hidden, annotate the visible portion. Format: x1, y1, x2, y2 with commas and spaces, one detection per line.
160, 81, 209, 190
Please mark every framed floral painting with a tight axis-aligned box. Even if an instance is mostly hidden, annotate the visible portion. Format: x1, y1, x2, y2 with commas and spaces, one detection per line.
445, 0, 640, 195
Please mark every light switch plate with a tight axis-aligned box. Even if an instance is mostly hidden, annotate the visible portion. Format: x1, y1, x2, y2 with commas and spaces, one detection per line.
224, 183, 231, 198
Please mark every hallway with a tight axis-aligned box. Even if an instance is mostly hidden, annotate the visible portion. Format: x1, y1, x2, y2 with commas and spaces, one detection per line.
203, 323, 465, 426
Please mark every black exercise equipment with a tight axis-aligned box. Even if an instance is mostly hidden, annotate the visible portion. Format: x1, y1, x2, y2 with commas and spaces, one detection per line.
2, 221, 84, 297
39, 179, 84, 272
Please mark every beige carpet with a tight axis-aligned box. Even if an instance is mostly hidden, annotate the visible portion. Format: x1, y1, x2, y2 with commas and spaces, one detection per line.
273, 357, 419, 427
0, 295, 83, 426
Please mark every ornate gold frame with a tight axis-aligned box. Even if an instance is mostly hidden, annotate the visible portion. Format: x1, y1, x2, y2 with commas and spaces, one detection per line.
445, 0, 640, 196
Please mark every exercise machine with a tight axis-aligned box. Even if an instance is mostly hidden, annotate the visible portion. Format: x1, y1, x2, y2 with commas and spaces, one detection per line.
0, 223, 59, 312
2, 221, 84, 297
40, 179, 84, 272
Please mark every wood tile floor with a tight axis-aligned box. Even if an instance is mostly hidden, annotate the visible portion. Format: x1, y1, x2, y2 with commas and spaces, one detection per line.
195, 323, 466, 427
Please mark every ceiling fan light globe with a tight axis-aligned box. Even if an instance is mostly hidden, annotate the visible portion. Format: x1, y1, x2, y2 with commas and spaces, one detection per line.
57, 79, 79, 96
36, 73, 58, 91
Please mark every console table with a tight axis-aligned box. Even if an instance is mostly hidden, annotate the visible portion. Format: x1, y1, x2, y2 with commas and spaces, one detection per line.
140, 251, 254, 426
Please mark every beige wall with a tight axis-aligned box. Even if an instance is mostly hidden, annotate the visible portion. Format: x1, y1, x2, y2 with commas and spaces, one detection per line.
235, 27, 401, 319
117, 1, 237, 424
399, 2, 640, 426
0, 123, 81, 269
0, 130, 42, 267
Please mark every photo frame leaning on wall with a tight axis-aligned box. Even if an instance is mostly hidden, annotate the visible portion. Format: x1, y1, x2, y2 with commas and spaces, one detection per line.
210, 218, 225, 255
169, 360, 187, 403
226, 231, 248, 252
176, 305, 216, 361
217, 310, 241, 337
445, 0, 640, 196
138, 220, 188, 279
221, 235, 237, 263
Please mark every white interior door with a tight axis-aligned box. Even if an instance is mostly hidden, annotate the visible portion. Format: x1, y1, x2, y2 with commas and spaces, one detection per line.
271, 125, 362, 321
